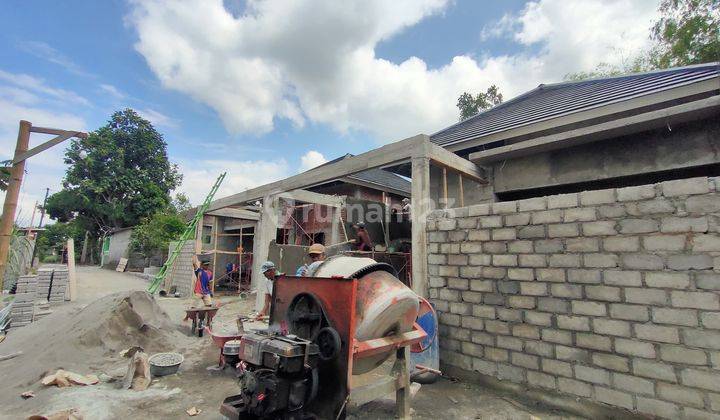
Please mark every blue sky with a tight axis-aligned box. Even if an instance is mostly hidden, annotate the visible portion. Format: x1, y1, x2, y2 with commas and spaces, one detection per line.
0, 0, 660, 224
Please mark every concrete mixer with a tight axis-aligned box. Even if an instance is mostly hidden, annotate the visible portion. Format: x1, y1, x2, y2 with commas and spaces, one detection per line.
220, 255, 426, 420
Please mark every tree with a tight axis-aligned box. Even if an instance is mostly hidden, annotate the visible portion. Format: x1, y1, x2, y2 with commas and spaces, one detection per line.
129, 193, 188, 257
457, 85, 503, 121
45, 109, 182, 235
0, 160, 10, 191
650, 0, 720, 68
36, 220, 85, 262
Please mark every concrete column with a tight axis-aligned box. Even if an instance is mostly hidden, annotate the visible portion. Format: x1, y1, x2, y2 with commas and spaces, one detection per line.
411, 157, 431, 298
252, 194, 278, 310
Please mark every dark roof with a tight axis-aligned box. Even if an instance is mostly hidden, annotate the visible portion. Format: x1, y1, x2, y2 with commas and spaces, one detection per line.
431, 62, 720, 148
314, 154, 411, 195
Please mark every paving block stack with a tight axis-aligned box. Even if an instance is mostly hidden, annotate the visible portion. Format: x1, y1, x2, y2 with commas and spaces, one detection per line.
427, 176, 720, 419
10, 275, 38, 327
36, 267, 69, 306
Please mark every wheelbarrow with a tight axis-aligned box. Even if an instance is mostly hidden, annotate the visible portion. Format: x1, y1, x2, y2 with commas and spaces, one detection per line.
184, 306, 219, 337
205, 325, 243, 368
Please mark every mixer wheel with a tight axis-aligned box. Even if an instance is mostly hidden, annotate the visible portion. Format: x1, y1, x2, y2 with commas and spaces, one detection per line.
315, 327, 341, 361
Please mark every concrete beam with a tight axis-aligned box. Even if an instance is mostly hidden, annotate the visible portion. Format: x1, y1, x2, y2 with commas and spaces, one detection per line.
469, 95, 720, 164
410, 156, 432, 298
206, 207, 260, 220
278, 189, 345, 207
423, 140, 487, 183
252, 195, 279, 310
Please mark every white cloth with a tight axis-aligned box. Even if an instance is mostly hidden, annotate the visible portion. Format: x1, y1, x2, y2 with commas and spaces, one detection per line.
264, 278, 273, 295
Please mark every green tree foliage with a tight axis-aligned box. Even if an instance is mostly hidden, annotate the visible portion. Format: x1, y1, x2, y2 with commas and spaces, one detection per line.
456, 85, 503, 121
0, 160, 11, 191
36, 221, 85, 262
129, 194, 188, 256
45, 109, 181, 235
651, 0, 720, 68
565, 0, 719, 81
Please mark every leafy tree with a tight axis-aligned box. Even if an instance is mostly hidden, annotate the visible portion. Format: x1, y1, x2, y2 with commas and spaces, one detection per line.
650, 0, 720, 68
0, 160, 11, 191
36, 220, 85, 262
457, 85, 503, 121
45, 109, 181, 235
129, 194, 188, 257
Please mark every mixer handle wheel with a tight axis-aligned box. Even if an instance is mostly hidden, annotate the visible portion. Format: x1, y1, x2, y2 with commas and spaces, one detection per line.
315, 327, 341, 361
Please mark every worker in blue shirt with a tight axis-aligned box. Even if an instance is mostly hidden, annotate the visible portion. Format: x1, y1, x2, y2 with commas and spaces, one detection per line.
194, 261, 214, 306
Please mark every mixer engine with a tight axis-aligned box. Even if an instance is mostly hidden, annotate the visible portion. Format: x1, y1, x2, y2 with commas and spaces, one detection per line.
233, 332, 319, 419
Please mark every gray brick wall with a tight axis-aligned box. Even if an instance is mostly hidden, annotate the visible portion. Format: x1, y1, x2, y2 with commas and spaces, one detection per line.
167, 240, 195, 297
427, 176, 720, 419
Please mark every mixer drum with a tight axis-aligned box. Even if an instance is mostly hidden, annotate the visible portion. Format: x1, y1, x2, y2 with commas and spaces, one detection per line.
312, 256, 419, 374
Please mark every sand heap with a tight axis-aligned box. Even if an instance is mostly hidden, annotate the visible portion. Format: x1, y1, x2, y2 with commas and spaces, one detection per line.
0, 291, 189, 391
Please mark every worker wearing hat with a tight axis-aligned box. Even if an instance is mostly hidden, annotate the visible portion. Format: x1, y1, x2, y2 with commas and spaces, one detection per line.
296, 243, 326, 277
258, 261, 277, 319
194, 260, 214, 306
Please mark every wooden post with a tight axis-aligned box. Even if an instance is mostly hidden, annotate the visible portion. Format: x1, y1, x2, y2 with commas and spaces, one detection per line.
458, 173, 465, 208
80, 230, 89, 264
0, 120, 31, 291
67, 238, 77, 301
441, 167, 448, 209
410, 156, 431, 298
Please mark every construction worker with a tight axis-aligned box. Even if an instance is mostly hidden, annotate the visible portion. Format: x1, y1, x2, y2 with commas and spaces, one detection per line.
352, 222, 373, 251
258, 261, 277, 318
296, 243, 326, 277
194, 261, 214, 306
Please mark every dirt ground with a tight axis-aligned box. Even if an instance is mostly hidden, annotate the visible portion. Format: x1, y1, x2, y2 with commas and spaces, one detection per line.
0, 266, 581, 420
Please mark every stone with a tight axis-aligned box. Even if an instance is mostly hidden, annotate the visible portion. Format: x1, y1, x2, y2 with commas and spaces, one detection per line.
583, 253, 619, 268
617, 185, 655, 201
681, 368, 720, 392
468, 203, 491, 216
472, 305, 496, 318
518, 197, 546, 212
497, 364, 524, 383
592, 353, 629, 372
594, 387, 634, 410
567, 269, 601, 284
541, 328, 572, 345
536, 268, 565, 282
566, 237, 600, 252
547, 193, 578, 209
493, 254, 518, 267
479, 216, 503, 228
438, 219, 457, 230
447, 254, 469, 266
492, 228, 517, 241
484, 347, 509, 362
610, 304, 649, 321
635, 324, 679, 343
497, 336, 523, 351
537, 297, 569, 313
636, 198, 676, 214
582, 221, 617, 236
485, 320, 511, 335
625, 288, 667, 305
533, 211, 566, 228
548, 254, 581, 268
702, 312, 720, 329
657, 383, 705, 408
667, 254, 713, 270
619, 218, 658, 234
551, 283, 583, 299
558, 378, 592, 397
622, 254, 664, 270
497, 280, 520, 294
519, 254, 547, 267
671, 291, 720, 310
534, 239, 563, 253
448, 231, 468, 242
599, 204, 627, 218
643, 234, 687, 251
508, 240, 533, 253
484, 242, 507, 254
616, 338, 656, 358
523, 311, 552, 326
527, 371, 556, 389
612, 373, 655, 396
693, 234, 720, 251
508, 296, 536, 309
511, 352, 539, 369
508, 268, 534, 281
660, 216, 708, 233
556, 345, 590, 363
684, 330, 720, 350
696, 273, 720, 290
636, 398, 679, 419
548, 223, 579, 238
575, 333, 612, 351
563, 207, 596, 222
593, 318, 631, 337
557, 315, 590, 331
645, 272, 690, 289
686, 194, 720, 213
460, 242, 482, 253
497, 308, 523, 322
451, 302, 472, 315
447, 278, 469, 290
603, 236, 639, 252
506, 213, 531, 226
459, 266, 483, 278
470, 279, 494, 292
580, 188, 616, 205
519, 282, 547, 296
457, 217, 479, 229
575, 365, 610, 385
518, 225, 545, 239
659, 345, 707, 365
633, 359, 677, 382
603, 270, 642, 286
468, 229, 491, 241
661, 177, 710, 197
571, 300, 606, 316
493, 201, 517, 214
652, 307, 698, 326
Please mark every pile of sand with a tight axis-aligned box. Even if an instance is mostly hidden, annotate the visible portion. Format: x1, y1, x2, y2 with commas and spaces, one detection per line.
0, 291, 190, 392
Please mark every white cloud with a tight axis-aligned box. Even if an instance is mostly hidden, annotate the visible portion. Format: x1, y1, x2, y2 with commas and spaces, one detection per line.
137, 108, 178, 128
175, 158, 290, 206
299, 150, 327, 172
99, 83, 126, 100
17, 40, 94, 78
128, 0, 659, 142
0, 70, 88, 227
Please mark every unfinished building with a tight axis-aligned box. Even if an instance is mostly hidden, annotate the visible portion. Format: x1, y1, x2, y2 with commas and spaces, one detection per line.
167, 63, 719, 418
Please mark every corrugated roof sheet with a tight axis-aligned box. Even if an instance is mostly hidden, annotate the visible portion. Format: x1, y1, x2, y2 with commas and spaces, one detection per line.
430, 63, 720, 148
313, 154, 411, 195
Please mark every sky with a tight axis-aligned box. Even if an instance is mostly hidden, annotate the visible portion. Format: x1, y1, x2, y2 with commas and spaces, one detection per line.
0, 0, 661, 226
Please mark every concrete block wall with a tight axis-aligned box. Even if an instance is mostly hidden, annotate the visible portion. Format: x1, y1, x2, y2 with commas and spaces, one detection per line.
427, 176, 720, 419
10, 275, 37, 327
167, 240, 195, 297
